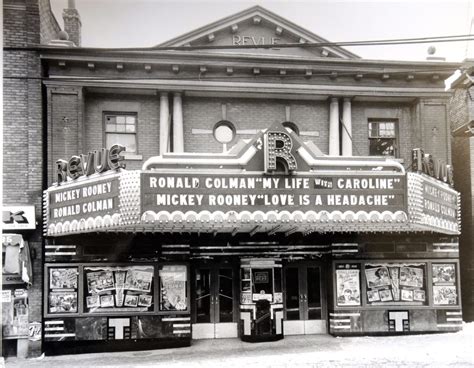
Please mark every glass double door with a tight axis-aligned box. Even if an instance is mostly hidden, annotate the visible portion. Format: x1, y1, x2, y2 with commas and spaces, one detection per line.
192, 264, 238, 339
284, 263, 326, 335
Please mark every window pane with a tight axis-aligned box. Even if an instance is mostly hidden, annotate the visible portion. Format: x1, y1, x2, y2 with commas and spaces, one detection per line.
116, 116, 126, 125
214, 124, 234, 143
106, 116, 116, 124
369, 138, 395, 156
126, 116, 136, 124
368, 122, 377, 138
116, 124, 125, 132
125, 124, 136, 133
106, 133, 136, 153
106, 124, 116, 132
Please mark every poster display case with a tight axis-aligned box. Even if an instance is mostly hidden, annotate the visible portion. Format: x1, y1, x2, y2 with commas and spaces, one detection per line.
364, 263, 427, 306
84, 265, 154, 313
44, 263, 189, 317
159, 265, 188, 312
432, 263, 458, 305
333, 260, 460, 308
48, 267, 79, 314
2, 289, 29, 338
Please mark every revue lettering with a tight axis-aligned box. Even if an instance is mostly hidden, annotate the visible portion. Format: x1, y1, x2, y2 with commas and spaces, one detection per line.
56, 144, 126, 184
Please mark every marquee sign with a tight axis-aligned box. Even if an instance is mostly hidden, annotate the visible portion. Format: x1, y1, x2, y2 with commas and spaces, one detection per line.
141, 173, 406, 214
45, 174, 121, 230
44, 125, 460, 236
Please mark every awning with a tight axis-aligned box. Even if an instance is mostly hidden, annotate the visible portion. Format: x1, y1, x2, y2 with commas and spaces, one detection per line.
2, 234, 33, 285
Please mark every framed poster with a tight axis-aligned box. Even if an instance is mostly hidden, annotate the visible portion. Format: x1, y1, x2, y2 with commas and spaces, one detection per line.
433, 286, 457, 305
367, 290, 380, 303
400, 267, 423, 288
50, 268, 78, 289
47, 267, 79, 315
365, 263, 426, 305
365, 267, 391, 288
379, 289, 393, 302
413, 290, 426, 302
336, 268, 361, 306
49, 291, 77, 313
159, 265, 188, 312
432, 264, 456, 284
84, 265, 154, 313
400, 289, 414, 302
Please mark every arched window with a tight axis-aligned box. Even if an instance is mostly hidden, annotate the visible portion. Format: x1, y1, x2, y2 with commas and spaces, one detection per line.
282, 121, 299, 136
213, 120, 236, 144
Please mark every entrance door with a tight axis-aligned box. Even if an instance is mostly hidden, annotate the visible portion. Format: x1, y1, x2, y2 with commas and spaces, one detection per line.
284, 263, 326, 335
192, 264, 238, 339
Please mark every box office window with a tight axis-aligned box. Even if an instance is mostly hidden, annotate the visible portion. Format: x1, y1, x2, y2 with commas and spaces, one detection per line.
84, 265, 154, 313
432, 263, 458, 305
368, 119, 398, 157
105, 113, 137, 153
159, 265, 188, 312
364, 263, 427, 305
47, 267, 78, 314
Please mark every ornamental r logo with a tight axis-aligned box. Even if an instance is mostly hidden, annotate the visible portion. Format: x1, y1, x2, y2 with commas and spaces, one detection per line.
264, 131, 297, 173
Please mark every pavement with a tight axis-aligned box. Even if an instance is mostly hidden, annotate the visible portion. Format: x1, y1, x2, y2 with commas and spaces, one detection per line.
3, 325, 474, 368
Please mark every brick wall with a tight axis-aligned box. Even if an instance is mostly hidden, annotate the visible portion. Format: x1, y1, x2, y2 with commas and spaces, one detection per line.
452, 136, 474, 321
3, 0, 44, 357
39, 0, 61, 44
62, 7, 81, 46
84, 93, 160, 170
183, 97, 329, 153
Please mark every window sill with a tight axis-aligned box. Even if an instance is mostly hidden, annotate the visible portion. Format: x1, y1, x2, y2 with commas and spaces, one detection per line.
122, 153, 143, 161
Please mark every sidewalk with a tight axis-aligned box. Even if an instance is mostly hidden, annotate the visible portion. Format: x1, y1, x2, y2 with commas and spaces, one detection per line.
4, 324, 474, 368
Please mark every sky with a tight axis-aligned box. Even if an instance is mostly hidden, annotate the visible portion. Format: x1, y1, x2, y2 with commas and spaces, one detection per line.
50, 0, 474, 62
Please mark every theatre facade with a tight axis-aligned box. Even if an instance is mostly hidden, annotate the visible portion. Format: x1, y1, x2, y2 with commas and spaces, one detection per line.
40, 5, 462, 354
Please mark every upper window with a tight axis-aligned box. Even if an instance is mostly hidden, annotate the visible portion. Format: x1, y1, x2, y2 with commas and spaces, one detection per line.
282, 122, 299, 136
105, 113, 137, 153
368, 119, 398, 157
213, 121, 235, 144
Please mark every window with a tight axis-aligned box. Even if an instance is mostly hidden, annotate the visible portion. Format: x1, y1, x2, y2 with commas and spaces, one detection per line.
105, 113, 137, 153
213, 121, 235, 144
368, 120, 397, 157
282, 121, 299, 136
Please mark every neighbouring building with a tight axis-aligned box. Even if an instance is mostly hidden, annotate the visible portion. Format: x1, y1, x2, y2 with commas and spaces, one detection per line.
449, 60, 474, 322
4, 2, 464, 357
2, 0, 61, 358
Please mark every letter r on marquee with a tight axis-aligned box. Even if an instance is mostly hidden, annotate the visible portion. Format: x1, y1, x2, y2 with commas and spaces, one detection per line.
264, 131, 297, 172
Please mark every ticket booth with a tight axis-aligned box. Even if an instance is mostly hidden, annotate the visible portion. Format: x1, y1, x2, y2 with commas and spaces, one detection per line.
239, 259, 284, 342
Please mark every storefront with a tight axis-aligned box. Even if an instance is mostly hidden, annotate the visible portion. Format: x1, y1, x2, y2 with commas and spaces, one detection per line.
42, 124, 462, 354
2, 206, 36, 357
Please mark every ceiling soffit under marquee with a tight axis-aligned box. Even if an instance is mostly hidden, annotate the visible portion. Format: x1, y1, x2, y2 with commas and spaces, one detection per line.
156, 6, 359, 59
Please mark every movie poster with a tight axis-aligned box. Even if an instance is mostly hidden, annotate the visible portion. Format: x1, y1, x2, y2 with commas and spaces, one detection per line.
49, 268, 78, 289
433, 286, 457, 305
365, 263, 426, 305
125, 269, 153, 292
365, 267, 391, 288
84, 266, 154, 313
432, 264, 456, 284
336, 269, 361, 306
49, 291, 77, 313
400, 267, 424, 288
159, 265, 187, 311
87, 270, 114, 293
